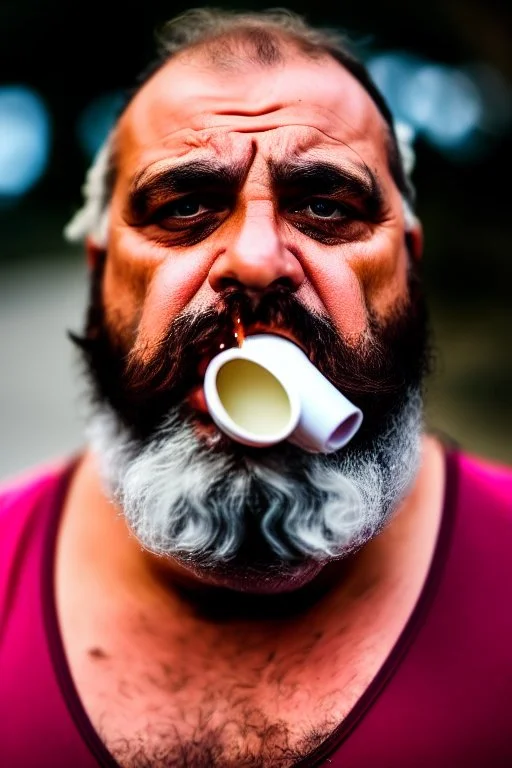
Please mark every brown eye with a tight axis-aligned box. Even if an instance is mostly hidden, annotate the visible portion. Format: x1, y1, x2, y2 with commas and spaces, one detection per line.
163, 198, 206, 218
309, 200, 343, 218
142, 192, 232, 246
290, 198, 352, 220
286, 196, 369, 245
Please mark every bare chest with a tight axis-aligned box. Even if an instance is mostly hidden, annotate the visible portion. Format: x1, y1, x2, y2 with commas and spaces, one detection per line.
66, 608, 403, 768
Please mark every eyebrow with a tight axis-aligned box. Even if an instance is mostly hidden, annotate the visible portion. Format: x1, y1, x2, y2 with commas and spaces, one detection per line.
126, 160, 246, 219
126, 157, 386, 221
269, 159, 385, 218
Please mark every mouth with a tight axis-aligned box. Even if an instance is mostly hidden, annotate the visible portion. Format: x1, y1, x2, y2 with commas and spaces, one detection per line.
188, 324, 309, 420
242, 323, 309, 355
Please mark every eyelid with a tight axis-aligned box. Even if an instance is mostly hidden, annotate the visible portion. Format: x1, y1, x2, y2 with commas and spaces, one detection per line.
155, 193, 230, 217
287, 196, 355, 214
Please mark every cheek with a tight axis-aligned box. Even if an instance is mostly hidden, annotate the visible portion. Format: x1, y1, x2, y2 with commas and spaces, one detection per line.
102, 246, 150, 342
301, 257, 368, 339
296, 232, 409, 337
134, 250, 216, 359
351, 233, 409, 318
103, 222, 215, 357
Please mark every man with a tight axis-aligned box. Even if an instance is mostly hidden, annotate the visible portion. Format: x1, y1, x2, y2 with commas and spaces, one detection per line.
1, 8, 511, 768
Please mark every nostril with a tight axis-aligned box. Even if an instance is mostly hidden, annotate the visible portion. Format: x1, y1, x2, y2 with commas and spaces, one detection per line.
208, 247, 305, 293
271, 276, 296, 291
216, 276, 243, 292
215, 276, 295, 295
213, 274, 295, 294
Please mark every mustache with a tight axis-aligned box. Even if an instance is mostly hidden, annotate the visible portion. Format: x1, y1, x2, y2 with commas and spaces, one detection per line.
73, 278, 431, 442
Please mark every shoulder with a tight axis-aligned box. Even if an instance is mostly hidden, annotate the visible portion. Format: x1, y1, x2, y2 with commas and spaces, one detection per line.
444, 449, 512, 578
0, 458, 76, 547
0, 458, 77, 609
454, 450, 512, 509
0, 460, 69, 515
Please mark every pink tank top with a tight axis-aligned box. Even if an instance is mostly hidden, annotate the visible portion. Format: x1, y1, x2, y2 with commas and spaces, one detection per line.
1, 449, 512, 768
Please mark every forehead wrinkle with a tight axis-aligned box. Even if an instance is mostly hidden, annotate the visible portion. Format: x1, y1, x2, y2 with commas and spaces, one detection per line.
122, 116, 388, 204
193, 87, 388, 146
127, 120, 258, 164
121, 52, 391, 164
236, 123, 384, 175
258, 128, 383, 189
263, 124, 395, 202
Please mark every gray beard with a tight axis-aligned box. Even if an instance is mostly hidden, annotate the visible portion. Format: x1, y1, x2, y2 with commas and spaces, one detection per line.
86, 387, 423, 572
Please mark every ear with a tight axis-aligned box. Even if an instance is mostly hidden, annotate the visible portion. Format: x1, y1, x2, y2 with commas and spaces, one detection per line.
85, 236, 107, 270
405, 219, 423, 262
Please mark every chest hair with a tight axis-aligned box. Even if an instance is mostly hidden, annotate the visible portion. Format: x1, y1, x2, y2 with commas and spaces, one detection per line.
82, 622, 372, 768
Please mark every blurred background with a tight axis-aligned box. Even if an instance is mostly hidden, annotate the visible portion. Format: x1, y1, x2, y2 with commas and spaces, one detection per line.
0, 0, 511, 480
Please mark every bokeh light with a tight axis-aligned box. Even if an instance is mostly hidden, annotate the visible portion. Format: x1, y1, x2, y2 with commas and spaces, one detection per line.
0, 85, 51, 199
367, 51, 424, 125
367, 51, 512, 158
465, 61, 512, 135
402, 65, 483, 148
76, 90, 125, 160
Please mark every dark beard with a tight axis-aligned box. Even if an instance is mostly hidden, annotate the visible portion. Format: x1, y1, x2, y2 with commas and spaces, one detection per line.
71, 257, 432, 577
71, 253, 432, 454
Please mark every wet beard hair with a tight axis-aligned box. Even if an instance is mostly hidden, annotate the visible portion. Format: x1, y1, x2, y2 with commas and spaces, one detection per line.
74, 261, 431, 582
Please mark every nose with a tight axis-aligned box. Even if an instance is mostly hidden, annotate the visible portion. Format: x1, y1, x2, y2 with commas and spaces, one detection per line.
208, 201, 305, 292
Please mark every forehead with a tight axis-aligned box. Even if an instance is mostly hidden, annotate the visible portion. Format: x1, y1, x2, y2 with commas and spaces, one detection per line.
117, 48, 391, 178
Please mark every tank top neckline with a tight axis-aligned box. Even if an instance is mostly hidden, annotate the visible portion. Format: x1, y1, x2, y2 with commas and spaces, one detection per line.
42, 447, 460, 768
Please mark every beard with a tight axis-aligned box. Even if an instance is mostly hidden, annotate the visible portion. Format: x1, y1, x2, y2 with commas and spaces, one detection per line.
73, 256, 431, 588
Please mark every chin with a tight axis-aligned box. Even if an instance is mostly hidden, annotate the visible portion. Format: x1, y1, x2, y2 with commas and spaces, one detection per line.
160, 551, 328, 596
